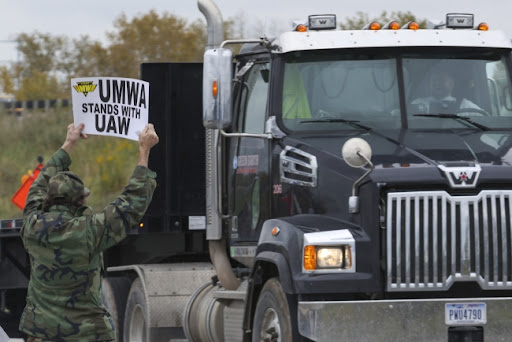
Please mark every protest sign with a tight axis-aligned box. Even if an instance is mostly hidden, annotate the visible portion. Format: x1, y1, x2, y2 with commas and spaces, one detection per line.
71, 77, 149, 141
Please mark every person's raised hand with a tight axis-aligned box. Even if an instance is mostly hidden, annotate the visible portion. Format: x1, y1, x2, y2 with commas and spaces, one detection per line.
62, 123, 87, 154
137, 124, 159, 167
139, 124, 159, 151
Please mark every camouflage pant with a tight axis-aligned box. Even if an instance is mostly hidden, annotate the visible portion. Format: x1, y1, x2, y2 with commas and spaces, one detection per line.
26, 337, 113, 342
26, 337, 42, 342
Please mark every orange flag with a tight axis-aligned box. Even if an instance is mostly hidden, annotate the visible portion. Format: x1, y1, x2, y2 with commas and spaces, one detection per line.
11, 164, 44, 210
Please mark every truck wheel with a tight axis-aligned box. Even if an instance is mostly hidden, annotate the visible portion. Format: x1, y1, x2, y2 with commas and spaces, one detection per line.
123, 278, 148, 342
0, 289, 27, 339
102, 277, 132, 342
252, 278, 293, 342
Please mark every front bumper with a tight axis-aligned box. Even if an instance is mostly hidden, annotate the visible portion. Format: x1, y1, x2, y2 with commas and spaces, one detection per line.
298, 297, 512, 342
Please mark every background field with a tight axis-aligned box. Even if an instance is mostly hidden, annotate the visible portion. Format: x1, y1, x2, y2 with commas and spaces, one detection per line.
0, 109, 138, 219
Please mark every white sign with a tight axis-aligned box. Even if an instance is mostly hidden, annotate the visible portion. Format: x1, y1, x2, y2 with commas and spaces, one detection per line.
71, 77, 149, 141
189, 216, 206, 230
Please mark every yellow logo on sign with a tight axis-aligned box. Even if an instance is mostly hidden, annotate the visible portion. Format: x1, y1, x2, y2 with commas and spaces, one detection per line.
73, 81, 97, 96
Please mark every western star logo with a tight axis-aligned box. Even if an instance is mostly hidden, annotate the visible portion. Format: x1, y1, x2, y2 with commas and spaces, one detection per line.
438, 164, 481, 188
73, 81, 97, 96
459, 171, 469, 181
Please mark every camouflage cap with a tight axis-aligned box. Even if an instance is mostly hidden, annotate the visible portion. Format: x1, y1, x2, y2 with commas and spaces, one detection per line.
46, 171, 90, 205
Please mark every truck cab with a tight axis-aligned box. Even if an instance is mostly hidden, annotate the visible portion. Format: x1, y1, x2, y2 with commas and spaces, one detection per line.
199, 12, 512, 341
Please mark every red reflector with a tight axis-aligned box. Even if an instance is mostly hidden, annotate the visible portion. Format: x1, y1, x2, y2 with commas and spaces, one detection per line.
1, 219, 23, 230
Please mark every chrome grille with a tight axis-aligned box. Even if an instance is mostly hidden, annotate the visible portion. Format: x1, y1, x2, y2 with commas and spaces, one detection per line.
386, 190, 512, 291
279, 146, 318, 187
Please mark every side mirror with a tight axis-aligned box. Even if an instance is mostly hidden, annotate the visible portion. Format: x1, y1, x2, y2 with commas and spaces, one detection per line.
203, 48, 233, 129
341, 138, 374, 214
342, 138, 372, 168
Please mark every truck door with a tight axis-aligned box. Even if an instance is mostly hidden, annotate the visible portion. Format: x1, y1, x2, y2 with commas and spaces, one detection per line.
228, 60, 271, 243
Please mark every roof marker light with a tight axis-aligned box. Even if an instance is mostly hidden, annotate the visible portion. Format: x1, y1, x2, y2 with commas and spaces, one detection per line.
295, 24, 308, 32
402, 21, 419, 30
477, 22, 489, 31
292, 20, 308, 32
363, 22, 381, 30
383, 21, 400, 30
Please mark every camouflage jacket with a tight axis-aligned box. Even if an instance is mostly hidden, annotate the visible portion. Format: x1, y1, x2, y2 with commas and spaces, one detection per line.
19, 148, 156, 341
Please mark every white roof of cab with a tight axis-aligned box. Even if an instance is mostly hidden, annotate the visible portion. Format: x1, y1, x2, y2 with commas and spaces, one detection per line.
272, 29, 512, 53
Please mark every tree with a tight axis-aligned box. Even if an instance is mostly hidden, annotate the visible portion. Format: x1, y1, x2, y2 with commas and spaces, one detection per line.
92, 10, 209, 78
96, 10, 238, 78
0, 10, 234, 99
339, 11, 427, 30
16, 71, 61, 101
0, 32, 70, 100
57, 36, 105, 79
0, 65, 17, 95
16, 32, 64, 74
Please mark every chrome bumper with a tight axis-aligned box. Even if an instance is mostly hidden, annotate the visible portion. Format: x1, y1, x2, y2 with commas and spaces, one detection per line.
298, 297, 512, 342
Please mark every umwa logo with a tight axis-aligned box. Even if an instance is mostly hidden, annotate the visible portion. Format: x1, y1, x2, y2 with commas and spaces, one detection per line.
438, 164, 481, 188
73, 81, 97, 97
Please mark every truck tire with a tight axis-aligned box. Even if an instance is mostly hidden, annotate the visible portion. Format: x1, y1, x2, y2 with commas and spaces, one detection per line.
0, 289, 27, 339
252, 277, 293, 342
123, 278, 148, 342
102, 277, 132, 342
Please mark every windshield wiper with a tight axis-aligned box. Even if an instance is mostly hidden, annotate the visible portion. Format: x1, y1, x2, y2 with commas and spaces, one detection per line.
300, 118, 371, 131
413, 113, 489, 131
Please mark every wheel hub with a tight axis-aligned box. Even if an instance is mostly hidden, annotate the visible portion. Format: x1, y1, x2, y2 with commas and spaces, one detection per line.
259, 308, 282, 342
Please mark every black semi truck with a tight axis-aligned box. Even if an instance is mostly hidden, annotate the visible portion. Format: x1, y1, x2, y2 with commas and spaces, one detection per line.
2, 1, 512, 341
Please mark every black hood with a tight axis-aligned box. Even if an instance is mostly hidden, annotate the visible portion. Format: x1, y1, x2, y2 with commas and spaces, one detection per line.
294, 129, 512, 167
287, 129, 512, 188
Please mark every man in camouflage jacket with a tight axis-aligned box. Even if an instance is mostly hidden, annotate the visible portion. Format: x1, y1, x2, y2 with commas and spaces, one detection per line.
19, 123, 159, 341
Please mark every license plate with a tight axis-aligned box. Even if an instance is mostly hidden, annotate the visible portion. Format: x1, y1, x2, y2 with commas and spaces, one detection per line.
445, 303, 487, 325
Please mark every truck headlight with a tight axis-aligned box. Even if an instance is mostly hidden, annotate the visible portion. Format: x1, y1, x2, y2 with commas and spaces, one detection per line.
303, 230, 356, 273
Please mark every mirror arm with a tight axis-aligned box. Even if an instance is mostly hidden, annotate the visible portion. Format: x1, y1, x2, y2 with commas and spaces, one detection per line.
349, 152, 375, 214
351, 152, 375, 197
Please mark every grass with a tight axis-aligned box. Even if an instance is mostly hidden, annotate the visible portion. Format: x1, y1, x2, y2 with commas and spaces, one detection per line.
0, 108, 138, 218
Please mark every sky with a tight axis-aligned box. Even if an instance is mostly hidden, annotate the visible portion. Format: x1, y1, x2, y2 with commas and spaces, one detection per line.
0, 0, 511, 64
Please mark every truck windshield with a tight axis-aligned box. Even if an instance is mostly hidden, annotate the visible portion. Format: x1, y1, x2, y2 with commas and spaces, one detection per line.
279, 48, 512, 132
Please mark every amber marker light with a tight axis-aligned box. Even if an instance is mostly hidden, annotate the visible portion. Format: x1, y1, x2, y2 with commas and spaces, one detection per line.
212, 80, 218, 98
388, 21, 400, 30
296, 24, 308, 32
139, 222, 144, 229
304, 245, 317, 270
271, 226, 280, 236
407, 22, 420, 30
477, 22, 489, 31
370, 22, 381, 30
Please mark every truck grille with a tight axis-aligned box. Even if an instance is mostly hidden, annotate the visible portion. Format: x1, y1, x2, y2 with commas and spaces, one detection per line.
386, 190, 512, 291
